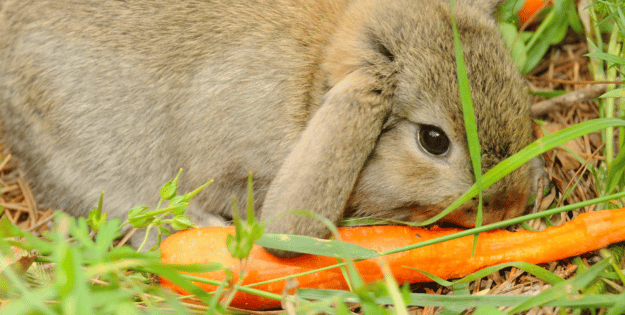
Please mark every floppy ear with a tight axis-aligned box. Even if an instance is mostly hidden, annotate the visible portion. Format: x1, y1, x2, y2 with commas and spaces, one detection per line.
261, 69, 392, 257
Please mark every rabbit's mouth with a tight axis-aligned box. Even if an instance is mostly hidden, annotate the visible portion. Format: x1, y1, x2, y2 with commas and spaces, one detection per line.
404, 189, 531, 228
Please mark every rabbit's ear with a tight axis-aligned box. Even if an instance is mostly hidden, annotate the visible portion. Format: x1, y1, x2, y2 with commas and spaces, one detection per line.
260, 69, 392, 257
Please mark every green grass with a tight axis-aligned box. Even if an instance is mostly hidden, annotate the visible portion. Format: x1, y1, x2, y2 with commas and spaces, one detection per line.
2, 0, 625, 314
585, 0, 625, 202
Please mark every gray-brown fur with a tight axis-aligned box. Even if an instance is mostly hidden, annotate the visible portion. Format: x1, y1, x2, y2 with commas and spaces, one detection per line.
0, 0, 541, 257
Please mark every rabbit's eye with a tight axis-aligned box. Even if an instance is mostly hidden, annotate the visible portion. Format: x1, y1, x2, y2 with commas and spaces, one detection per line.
418, 125, 450, 156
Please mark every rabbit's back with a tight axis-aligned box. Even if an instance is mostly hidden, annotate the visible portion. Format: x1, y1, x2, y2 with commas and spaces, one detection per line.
0, 0, 345, 221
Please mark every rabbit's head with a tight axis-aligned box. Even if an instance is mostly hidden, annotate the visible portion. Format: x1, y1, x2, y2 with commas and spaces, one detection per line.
262, 0, 541, 257
324, 0, 540, 227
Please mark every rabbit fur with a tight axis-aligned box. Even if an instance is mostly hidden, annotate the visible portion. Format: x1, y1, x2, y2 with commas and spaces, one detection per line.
0, 0, 542, 256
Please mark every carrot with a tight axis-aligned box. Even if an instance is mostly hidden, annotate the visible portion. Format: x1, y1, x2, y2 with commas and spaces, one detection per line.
518, 0, 551, 24
160, 207, 625, 310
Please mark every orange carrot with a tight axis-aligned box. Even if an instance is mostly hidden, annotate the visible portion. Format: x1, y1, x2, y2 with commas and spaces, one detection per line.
160, 207, 625, 310
518, 0, 551, 24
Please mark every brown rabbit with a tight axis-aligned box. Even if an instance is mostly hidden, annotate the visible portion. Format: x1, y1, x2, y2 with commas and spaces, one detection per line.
0, 0, 542, 256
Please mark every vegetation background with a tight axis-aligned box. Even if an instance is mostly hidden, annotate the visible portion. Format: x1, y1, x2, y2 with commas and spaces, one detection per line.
0, 0, 624, 313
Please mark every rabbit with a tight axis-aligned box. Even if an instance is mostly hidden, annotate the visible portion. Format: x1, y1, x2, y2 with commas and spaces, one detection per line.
0, 0, 543, 257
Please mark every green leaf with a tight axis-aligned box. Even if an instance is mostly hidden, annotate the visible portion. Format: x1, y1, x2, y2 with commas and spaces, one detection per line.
2, 215, 55, 253
0, 215, 22, 238
497, 0, 523, 22
529, 90, 568, 98
605, 148, 625, 194
226, 232, 255, 260
110, 302, 140, 315
225, 173, 264, 259
407, 268, 453, 286
548, 294, 620, 308
146, 264, 216, 305
523, 34, 551, 73
247, 171, 255, 225
451, 0, 484, 256
381, 266, 409, 315
56, 244, 94, 315
127, 205, 151, 228
86, 191, 107, 231
391, 290, 622, 309
94, 218, 123, 254
548, 15, 569, 45
171, 215, 195, 231
0, 285, 58, 315
442, 282, 470, 315
353, 282, 393, 315
249, 224, 265, 243
521, 0, 571, 73
54, 243, 76, 296
160, 169, 182, 200
300, 288, 615, 308
499, 22, 528, 71
473, 305, 507, 315
605, 290, 625, 315
335, 301, 352, 315
70, 217, 97, 250
158, 225, 173, 236
508, 259, 612, 313
168, 200, 189, 215
454, 262, 564, 285
600, 87, 625, 98
257, 233, 379, 259
407, 261, 564, 295
586, 52, 625, 66
160, 182, 178, 201
567, 2, 584, 34
128, 205, 149, 217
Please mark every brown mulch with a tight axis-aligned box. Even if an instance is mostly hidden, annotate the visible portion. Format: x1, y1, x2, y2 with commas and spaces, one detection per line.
0, 30, 618, 314
0, 149, 54, 235
525, 33, 605, 227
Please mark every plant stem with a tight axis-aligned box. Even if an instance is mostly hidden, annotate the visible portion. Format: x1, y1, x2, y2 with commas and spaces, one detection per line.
621, 42, 625, 151
137, 212, 169, 252
604, 25, 620, 169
